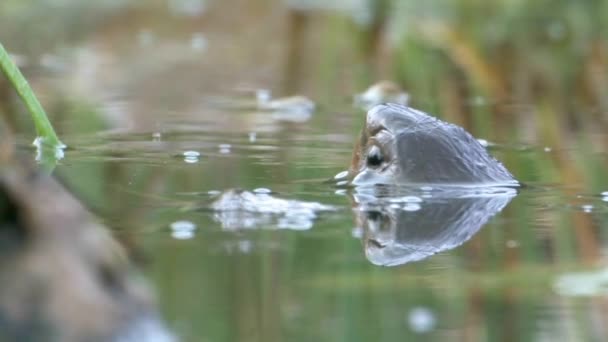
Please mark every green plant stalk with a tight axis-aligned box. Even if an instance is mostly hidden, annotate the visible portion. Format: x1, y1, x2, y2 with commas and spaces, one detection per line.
0, 42, 62, 147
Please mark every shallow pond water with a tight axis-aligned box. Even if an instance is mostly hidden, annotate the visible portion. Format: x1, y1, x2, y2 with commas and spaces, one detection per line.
3, 1, 608, 341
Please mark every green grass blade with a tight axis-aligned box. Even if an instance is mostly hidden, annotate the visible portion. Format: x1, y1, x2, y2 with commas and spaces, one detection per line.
0, 42, 63, 148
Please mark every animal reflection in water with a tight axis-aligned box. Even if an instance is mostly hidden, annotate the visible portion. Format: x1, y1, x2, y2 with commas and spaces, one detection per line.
353, 188, 516, 266
0, 160, 173, 342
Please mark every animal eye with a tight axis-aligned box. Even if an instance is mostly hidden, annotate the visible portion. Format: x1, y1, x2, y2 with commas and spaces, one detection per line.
366, 146, 383, 167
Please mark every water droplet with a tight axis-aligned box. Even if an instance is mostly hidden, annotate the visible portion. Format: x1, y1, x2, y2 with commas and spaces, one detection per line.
407, 307, 435, 333
334, 170, 349, 179
582, 204, 593, 213
219, 144, 231, 154
253, 188, 272, 194
248, 132, 257, 143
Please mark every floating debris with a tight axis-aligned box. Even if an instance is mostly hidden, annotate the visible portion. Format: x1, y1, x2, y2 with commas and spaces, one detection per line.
354, 81, 409, 109
210, 189, 334, 230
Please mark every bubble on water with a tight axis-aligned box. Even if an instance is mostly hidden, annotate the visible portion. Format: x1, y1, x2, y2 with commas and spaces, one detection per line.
219, 144, 231, 154
403, 203, 422, 212
248, 132, 257, 143
582, 204, 594, 213
170, 220, 197, 240
407, 307, 435, 333
544, 146, 552, 152
191, 33, 207, 51
183, 150, 200, 163
253, 187, 272, 194
334, 170, 349, 179
183, 150, 200, 157
506, 240, 519, 248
